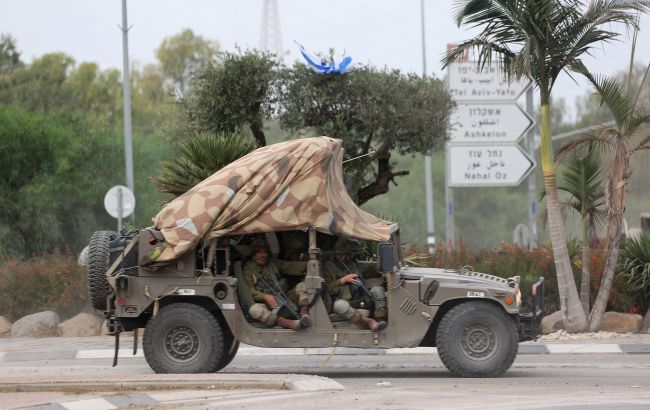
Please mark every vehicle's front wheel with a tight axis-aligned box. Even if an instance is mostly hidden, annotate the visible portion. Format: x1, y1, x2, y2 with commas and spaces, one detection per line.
215, 333, 240, 371
143, 303, 225, 374
436, 301, 518, 378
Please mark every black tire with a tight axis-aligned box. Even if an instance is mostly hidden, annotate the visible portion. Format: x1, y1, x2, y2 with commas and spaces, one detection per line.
143, 303, 225, 374
436, 301, 518, 378
87, 230, 116, 311
215, 333, 239, 371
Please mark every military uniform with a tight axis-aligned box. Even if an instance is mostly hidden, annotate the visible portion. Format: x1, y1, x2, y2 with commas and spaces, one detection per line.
322, 257, 387, 320
242, 259, 308, 306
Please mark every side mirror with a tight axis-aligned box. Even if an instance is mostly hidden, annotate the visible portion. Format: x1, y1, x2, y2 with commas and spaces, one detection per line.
378, 244, 396, 273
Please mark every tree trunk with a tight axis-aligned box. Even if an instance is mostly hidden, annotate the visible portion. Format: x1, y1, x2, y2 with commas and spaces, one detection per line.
589, 144, 628, 331
250, 121, 266, 147
580, 222, 590, 316
540, 103, 587, 332
357, 151, 408, 205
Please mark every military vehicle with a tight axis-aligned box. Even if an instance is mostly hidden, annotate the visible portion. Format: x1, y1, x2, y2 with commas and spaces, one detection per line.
86, 137, 544, 378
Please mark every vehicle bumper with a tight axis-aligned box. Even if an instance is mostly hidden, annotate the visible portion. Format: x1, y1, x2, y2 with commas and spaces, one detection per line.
518, 277, 545, 341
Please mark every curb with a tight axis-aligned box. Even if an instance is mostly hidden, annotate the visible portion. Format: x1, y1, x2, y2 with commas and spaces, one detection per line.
2, 343, 650, 363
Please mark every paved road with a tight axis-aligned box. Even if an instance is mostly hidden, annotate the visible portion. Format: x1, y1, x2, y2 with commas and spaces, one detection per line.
2, 335, 650, 409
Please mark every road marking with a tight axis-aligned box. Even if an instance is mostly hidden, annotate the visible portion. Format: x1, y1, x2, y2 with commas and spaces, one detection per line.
75, 349, 144, 359
545, 344, 622, 354
386, 347, 437, 355
0, 352, 5, 362
61, 398, 116, 410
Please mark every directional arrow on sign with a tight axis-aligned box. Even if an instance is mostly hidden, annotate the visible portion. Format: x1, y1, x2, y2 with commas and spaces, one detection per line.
450, 103, 534, 144
447, 144, 536, 187
447, 62, 531, 102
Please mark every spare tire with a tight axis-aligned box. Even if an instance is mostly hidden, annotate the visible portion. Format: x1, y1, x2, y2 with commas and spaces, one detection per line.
87, 230, 117, 311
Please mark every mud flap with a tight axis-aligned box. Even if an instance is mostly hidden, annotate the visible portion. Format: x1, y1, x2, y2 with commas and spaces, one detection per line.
518, 277, 545, 341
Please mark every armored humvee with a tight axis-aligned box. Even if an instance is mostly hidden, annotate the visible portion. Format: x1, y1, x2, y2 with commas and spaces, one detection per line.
87, 137, 544, 378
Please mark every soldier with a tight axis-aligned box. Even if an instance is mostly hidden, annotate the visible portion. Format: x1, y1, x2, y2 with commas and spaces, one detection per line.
323, 238, 387, 331
242, 238, 312, 330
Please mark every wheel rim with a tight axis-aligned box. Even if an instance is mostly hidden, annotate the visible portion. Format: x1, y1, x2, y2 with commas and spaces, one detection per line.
460, 323, 497, 360
164, 325, 200, 362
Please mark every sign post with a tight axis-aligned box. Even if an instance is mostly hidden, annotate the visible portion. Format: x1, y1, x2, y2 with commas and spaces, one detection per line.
104, 185, 136, 232
446, 59, 535, 245
447, 144, 535, 187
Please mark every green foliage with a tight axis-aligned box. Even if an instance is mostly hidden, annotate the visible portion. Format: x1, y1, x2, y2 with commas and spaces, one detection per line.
619, 234, 650, 312
0, 33, 22, 72
0, 250, 89, 321
444, 0, 648, 103
152, 131, 255, 198
278, 61, 453, 204
156, 28, 219, 95
175, 49, 279, 146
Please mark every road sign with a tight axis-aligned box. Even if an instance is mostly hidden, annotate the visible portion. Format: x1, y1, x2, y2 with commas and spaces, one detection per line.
448, 62, 531, 102
447, 144, 535, 187
450, 103, 533, 143
104, 185, 135, 219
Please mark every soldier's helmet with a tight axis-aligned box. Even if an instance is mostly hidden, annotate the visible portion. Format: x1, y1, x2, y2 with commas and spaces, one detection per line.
333, 237, 360, 254
251, 238, 270, 253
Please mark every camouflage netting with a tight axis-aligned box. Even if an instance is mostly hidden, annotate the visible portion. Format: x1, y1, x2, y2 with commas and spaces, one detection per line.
152, 137, 397, 262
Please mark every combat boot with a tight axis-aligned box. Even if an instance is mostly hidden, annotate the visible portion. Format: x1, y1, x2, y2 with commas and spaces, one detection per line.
357, 316, 387, 332
299, 305, 312, 329
276, 316, 302, 330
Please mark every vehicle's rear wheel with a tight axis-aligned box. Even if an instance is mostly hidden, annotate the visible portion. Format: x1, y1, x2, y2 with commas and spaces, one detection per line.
436, 301, 518, 378
87, 230, 117, 311
143, 303, 225, 374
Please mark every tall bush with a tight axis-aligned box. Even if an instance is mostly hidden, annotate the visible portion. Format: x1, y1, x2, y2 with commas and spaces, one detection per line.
0, 250, 89, 321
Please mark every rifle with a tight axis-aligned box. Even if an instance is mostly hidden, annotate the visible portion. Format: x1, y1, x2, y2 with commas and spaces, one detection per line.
338, 259, 373, 300
257, 277, 300, 319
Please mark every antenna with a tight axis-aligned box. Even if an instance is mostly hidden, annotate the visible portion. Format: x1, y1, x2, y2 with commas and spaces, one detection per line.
260, 0, 284, 57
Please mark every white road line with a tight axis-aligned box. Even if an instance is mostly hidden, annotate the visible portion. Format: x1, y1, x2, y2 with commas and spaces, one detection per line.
386, 347, 437, 355
75, 349, 144, 359
61, 398, 117, 410
545, 344, 622, 354
0, 352, 5, 362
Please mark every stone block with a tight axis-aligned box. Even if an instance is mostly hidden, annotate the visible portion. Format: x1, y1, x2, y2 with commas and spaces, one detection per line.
0, 316, 11, 337
600, 311, 642, 333
57, 312, 102, 337
10, 311, 60, 337
541, 310, 565, 334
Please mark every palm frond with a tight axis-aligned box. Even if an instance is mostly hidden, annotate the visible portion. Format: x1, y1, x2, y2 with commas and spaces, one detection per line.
151, 131, 255, 198
571, 61, 631, 129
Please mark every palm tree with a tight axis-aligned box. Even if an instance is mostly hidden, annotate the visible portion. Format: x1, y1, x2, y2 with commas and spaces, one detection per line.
558, 55, 650, 330
443, 0, 648, 332
152, 131, 255, 198
541, 143, 606, 315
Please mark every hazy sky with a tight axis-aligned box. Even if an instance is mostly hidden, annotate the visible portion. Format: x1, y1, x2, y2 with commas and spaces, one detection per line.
2, 0, 649, 120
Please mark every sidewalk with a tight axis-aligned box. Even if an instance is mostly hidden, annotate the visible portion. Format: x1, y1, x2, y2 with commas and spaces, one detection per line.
1, 332, 650, 362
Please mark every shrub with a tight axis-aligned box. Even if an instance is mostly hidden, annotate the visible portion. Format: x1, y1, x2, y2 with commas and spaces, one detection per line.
0, 250, 90, 321
618, 234, 650, 313
404, 239, 640, 315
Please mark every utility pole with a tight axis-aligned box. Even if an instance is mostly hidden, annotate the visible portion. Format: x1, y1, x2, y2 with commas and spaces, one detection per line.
421, 0, 436, 251
119, 0, 135, 224
526, 88, 537, 247
260, 0, 284, 57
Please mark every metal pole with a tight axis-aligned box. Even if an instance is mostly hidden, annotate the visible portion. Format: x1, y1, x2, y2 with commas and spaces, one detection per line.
117, 187, 123, 233
120, 0, 135, 224
421, 0, 436, 251
445, 143, 455, 247
526, 88, 537, 247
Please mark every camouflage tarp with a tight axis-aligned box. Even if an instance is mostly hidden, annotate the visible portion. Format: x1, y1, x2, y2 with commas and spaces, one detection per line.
152, 137, 397, 262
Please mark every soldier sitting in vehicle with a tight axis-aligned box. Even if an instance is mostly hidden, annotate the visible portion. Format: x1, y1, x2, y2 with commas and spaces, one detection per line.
322, 238, 387, 331
242, 238, 312, 330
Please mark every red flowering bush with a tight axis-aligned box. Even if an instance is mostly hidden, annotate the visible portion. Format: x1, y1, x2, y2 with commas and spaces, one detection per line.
0, 250, 90, 321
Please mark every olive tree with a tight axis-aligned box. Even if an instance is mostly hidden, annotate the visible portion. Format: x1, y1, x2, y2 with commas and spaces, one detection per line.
277, 62, 454, 204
